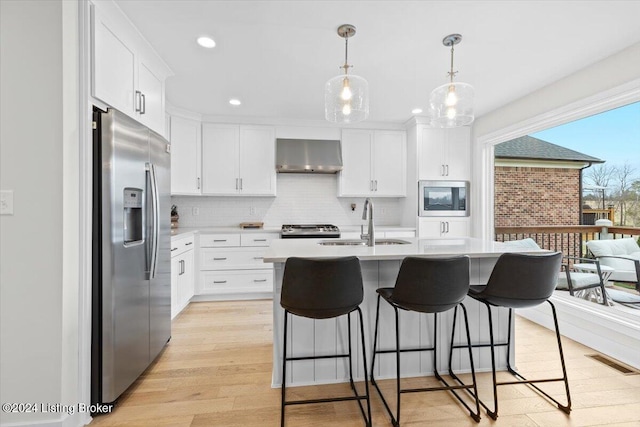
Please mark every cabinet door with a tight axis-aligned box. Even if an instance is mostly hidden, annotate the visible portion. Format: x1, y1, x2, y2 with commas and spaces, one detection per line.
170, 116, 201, 194
443, 127, 471, 180
170, 256, 180, 319
418, 127, 447, 180
418, 217, 469, 238
92, 7, 136, 115
177, 250, 194, 312
418, 218, 446, 238
339, 130, 373, 196
137, 59, 164, 134
239, 126, 276, 196
444, 218, 470, 237
372, 131, 406, 196
202, 124, 240, 194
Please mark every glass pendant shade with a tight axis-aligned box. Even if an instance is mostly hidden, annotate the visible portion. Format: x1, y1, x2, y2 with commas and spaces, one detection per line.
325, 74, 369, 123
429, 81, 474, 127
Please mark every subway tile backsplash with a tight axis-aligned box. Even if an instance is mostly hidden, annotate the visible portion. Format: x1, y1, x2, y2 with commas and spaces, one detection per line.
171, 174, 403, 227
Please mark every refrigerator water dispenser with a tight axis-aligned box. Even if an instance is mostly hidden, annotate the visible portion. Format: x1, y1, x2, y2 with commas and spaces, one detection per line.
123, 188, 143, 244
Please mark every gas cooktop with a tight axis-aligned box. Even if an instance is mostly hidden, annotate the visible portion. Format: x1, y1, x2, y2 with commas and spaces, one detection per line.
280, 224, 341, 239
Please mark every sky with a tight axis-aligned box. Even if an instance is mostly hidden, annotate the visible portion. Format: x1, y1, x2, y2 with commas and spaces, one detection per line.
531, 102, 640, 177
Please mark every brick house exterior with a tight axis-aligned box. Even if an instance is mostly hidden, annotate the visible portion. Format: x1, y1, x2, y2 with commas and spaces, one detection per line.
494, 135, 603, 228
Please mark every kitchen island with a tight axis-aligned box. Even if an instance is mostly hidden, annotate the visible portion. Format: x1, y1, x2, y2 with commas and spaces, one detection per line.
263, 237, 542, 388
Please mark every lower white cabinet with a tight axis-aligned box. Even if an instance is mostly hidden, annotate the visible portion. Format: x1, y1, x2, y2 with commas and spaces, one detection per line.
418, 218, 470, 238
197, 232, 277, 299
171, 233, 195, 319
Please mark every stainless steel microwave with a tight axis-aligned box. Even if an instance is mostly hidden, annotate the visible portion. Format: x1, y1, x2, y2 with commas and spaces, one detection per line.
418, 180, 469, 217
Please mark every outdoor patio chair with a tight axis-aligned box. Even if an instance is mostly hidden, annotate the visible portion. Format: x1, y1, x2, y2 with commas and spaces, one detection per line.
586, 238, 640, 293
499, 238, 609, 304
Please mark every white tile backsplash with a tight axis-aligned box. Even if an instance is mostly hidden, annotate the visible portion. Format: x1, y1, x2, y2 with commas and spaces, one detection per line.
172, 174, 403, 227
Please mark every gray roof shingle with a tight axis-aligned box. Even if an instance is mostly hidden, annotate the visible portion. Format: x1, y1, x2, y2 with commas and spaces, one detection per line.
495, 135, 604, 163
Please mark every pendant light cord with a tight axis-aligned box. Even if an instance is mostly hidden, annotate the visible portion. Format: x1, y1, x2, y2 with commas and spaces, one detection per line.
343, 37, 350, 75
449, 44, 456, 83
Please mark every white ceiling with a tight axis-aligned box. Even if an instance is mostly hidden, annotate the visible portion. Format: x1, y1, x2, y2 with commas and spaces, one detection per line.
115, 0, 640, 124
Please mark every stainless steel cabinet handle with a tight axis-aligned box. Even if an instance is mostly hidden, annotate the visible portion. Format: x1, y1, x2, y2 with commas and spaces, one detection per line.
445, 222, 450, 233
441, 165, 446, 176
140, 93, 146, 114
135, 90, 142, 112
179, 259, 185, 275
253, 279, 267, 283
213, 257, 227, 261
213, 239, 227, 242
171, 247, 178, 252
253, 239, 267, 242
370, 180, 373, 191
374, 180, 378, 191
197, 177, 201, 189
240, 178, 243, 190
445, 164, 449, 176
185, 242, 193, 246
235, 178, 239, 190
253, 256, 264, 260
213, 280, 227, 284
441, 222, 445, 234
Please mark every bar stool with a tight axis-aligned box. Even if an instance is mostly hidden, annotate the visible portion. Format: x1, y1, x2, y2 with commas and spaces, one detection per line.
452, 252, 571, 420
280, 256, 371, 427
370, 256, 481, 426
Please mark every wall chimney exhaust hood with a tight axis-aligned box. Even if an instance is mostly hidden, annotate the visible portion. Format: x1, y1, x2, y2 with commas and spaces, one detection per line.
276, 139, 343, 173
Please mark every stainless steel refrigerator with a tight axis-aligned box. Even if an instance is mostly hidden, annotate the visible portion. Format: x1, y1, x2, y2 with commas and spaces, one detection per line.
91, 107, 171, 405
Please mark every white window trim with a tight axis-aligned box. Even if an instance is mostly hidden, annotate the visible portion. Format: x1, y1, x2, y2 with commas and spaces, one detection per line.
475, 79, 640, 240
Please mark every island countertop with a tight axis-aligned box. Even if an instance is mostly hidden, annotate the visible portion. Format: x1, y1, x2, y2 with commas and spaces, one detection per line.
263, 237, 524, 263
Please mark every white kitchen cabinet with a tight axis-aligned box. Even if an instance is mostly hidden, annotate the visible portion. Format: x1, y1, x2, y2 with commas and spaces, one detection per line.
169, 116, 202, 194
201, 124, 276, 196
197, 232, 277, 299
171, 233, 195, 319
418, 217, 470, 238
419, 126, 470, 181
339, 129, 406, 197
91, 1, 172, 135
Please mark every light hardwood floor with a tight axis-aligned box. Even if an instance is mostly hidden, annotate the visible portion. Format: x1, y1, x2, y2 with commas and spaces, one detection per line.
89, 300, 640, 426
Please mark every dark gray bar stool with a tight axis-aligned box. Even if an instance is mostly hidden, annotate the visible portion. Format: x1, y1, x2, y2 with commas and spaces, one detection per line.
370, 256, 480, 426
280, 256, 371, 427
452, 252, 571, 420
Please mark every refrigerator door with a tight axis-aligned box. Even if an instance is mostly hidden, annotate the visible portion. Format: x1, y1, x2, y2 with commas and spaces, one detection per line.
100, 109, 151, 403
148, 130, 172, 358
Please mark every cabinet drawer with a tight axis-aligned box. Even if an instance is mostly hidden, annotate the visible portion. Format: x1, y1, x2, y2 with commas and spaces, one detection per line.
200, 247, 270, 270
200, 270, 273, 294
170, 233, 195, 257
199, 233, 241, 247
241, 232, 279, 247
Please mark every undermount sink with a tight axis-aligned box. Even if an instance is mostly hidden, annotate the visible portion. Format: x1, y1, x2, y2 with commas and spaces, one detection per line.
318, 239, 411, 246
375, 239, 411, 245
318, 239, 367, 246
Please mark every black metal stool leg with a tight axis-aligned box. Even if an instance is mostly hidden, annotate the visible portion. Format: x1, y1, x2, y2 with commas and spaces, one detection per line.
485, 302, 499, 420
281, 310, 288, 427
356, 307, 372, 426
394, 306, 401, 427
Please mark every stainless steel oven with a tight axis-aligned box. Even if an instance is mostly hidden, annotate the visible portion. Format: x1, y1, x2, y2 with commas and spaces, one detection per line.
418, 180, 469, 217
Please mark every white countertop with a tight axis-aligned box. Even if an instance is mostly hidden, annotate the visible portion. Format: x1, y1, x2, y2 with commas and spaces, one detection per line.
263, 237, 539, 263
171, 225, 415, 238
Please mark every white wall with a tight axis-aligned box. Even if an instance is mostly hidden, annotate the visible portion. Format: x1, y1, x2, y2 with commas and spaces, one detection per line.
172, 174, 404, 227
0, 1, 82, 426
471, 42, 640, 239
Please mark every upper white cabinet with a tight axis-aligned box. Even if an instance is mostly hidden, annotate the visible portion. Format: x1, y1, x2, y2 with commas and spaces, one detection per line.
419, 126, 470, 181
202, 124, 276, 196
339, 129, 406, 197
91, 1, 172, 135
170, 116, 202, 195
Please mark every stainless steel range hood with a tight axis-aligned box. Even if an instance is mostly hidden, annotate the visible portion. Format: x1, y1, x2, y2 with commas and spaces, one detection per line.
276, 138, 343, 173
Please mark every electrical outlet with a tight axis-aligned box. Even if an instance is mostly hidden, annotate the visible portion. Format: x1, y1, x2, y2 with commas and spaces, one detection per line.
0, 190, 14, 215
380, 207, 386, 215
192, 207, 199, 216
249, 207, 256, 216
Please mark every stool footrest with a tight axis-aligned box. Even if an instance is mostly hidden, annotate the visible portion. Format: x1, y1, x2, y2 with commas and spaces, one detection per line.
374, 346, 435, 355
286, 353, 348, 362
284, 394, 368, 406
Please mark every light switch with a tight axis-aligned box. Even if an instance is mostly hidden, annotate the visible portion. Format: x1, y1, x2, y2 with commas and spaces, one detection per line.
0, 190, 14, 215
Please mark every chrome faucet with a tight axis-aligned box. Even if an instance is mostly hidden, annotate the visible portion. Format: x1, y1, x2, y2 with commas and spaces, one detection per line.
361, 198, 375, 246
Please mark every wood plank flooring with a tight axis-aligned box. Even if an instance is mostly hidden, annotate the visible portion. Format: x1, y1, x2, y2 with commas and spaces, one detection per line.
89, 300, 640, 426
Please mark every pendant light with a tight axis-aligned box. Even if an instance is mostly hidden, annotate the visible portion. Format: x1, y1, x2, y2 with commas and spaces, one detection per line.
429, 34, 474, 127
325, 24, 369, 123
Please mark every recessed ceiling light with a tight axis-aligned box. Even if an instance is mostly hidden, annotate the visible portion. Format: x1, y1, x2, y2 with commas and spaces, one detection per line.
412, 108, 423, 114
229, 99, 241, 106
197, 36, 216, 48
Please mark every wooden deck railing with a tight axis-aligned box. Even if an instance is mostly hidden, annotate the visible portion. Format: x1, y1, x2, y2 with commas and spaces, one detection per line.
495, 225, 640, 258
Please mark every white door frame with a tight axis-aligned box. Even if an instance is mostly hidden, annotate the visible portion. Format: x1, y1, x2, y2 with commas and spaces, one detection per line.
475, 79, 640, 241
